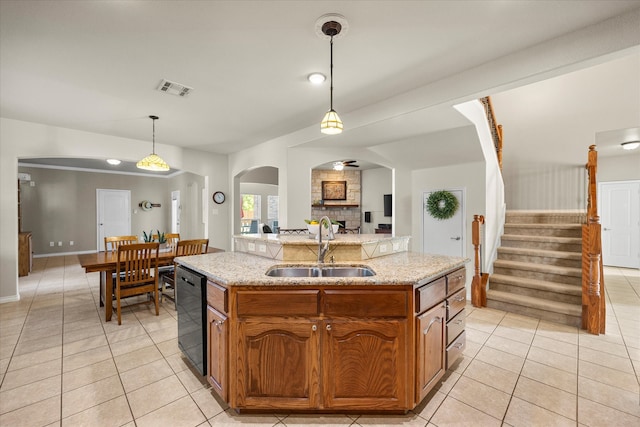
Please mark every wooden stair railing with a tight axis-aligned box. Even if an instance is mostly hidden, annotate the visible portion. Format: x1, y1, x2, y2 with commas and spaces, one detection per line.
471, 214, 489, 307
480, 96, 503, 171
582, 145, 606, 335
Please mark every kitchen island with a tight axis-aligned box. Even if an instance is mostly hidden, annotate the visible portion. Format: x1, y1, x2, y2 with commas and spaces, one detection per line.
176, 245, 468, 413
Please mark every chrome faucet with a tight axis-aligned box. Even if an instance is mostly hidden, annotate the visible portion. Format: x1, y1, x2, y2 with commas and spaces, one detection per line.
317, 216, 335, 264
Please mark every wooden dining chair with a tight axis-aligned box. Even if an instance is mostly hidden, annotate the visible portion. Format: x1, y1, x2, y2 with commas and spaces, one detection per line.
160, 238, 209, 305
166, 233, 180, 251
114, 242, 160, 325
104, 235, 138, 252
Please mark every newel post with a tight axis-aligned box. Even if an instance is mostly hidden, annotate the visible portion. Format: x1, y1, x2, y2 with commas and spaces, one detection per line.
471, 214, 486, 307
582, 145, 605, 334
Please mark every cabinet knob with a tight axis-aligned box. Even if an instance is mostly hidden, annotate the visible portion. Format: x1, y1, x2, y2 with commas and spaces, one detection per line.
215, 319, 225, 328
326, 324, 332, 331
312, 325, 317, 332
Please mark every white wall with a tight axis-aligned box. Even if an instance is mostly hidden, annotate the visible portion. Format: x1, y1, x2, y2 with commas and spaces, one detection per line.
0, 118, 229, 302
598, 153, 640, 182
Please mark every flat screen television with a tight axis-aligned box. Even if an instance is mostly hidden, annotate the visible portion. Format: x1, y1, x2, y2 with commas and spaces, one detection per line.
384, 194, 392, 217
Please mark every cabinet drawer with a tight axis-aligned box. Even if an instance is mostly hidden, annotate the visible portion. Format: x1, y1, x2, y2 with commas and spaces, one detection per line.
324, 290, 407, 317
415, 277, 446, 314
447, 288, 466, 321
446, 309, 465, 345
446, 268, 466, 295
237, 290, 320, 317
207, 281, 228, 313
446, 330, 466, 369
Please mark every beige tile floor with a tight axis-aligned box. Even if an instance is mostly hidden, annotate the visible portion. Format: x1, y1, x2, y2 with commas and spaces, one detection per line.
1, 256, 638, 426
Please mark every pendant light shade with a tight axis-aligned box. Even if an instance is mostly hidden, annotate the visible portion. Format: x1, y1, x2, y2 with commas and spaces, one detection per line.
137, 115, 170, 171
320, 20, 343, 135
321, 109, 343, 135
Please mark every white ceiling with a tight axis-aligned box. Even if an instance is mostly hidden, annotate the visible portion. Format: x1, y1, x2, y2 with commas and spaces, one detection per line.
2, 1, 639, 170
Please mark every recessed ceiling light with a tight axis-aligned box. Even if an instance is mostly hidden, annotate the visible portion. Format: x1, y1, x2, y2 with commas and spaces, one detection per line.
106, 159, 121, 165
621, 141, 640, 150
308, 73, 326, 84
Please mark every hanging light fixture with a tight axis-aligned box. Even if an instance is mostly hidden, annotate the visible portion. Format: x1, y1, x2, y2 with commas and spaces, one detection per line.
137, 115, 170, 171
320, 20, 343, 135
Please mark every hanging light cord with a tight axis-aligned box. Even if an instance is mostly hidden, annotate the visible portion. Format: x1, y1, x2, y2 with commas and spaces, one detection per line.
151, 116, 157, 154
329, 35, 334, 110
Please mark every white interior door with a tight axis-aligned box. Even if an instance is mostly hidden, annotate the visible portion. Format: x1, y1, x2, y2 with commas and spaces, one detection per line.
97, 189, 131, 251
600, 181, 640, 268
171, 190, 180, 234
423, 189, 465, 257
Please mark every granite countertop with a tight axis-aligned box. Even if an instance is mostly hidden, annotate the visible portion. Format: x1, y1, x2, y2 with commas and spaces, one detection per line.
234, 233, 407, 246
175, 251, 468, 287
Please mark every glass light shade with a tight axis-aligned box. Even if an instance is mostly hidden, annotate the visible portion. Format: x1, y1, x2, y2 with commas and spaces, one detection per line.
308, 73, 326, 84
106, 159, 121, 165
333, 162, 344, 171
320, 109, 343, 135
621, 141, 640, 150
136, 154, 170, 171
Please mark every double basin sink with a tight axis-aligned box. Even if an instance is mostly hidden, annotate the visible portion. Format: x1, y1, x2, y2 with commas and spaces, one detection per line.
266, 265, 375, 278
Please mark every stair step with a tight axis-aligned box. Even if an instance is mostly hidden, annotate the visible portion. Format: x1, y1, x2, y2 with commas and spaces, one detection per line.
501, 234, 581, 252
486, 289, 582, 327
490, 274, 581, 296
489, 274, 582, 304
493, 259, 582, 278
505, 210, 586, 224
497, 247, 581, 268
504, 223, 582, 237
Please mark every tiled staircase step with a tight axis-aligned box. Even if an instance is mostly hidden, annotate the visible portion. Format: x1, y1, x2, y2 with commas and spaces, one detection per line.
501, 234, 582, 252
489, 274, 581, 304
497, 247, 581, 268
493, 259, 582, 285
486, 289, 582, 327
504, 223, 582, 238
505, 210, 586, 224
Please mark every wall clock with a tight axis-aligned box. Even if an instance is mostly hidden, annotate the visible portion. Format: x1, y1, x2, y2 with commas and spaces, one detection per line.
213, 191, 226, 204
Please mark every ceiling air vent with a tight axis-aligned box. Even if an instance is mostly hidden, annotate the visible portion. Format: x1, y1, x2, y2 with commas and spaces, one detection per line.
157, 79, 193, 97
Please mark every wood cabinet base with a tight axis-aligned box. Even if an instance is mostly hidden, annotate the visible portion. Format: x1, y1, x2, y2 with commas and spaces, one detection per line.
206, 267, 466, 413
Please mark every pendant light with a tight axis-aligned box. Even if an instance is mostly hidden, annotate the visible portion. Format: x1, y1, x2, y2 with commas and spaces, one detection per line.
137, 115, 170, 171
320, 20, 343, 135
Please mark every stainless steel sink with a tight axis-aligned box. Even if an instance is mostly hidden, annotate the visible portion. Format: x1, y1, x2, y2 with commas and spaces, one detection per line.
266, 266, 375, 278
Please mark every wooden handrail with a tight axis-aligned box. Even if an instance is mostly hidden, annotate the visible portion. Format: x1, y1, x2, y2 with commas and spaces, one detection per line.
582, 145, 605, 335
480, 96, 503, 171
471, 214, 489, 307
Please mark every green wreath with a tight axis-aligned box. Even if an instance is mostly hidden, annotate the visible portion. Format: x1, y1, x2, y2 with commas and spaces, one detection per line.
426, 191, 459, 220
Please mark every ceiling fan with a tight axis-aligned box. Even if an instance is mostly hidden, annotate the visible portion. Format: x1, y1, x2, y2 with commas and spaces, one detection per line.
333, 160, 359, 170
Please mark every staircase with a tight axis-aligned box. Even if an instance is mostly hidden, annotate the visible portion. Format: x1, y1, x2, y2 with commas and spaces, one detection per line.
486, 211, 586, 327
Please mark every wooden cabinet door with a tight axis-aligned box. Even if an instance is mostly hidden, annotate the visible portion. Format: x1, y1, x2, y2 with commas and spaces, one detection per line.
416, 303, 446, 403
236, 320, 320, 409
322, 319, 409, 410
207, 306, 227, 400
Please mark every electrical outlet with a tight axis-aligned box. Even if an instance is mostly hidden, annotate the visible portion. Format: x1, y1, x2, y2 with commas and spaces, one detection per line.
70, 241, 74, 246
49, 241, 54, 247
248, 242, 256, 251
58, 241, 62, 246
258, 244, 266, 253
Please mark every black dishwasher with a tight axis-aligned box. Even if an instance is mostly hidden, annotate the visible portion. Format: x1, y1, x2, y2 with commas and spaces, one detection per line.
176, 265, 207, 376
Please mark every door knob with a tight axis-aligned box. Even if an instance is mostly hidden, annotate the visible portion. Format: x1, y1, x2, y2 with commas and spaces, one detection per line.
450, 237, 461, 241
603, 228, 611, 231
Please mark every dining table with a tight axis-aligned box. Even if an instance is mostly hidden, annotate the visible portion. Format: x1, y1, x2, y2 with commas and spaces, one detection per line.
78, 246, 222, 322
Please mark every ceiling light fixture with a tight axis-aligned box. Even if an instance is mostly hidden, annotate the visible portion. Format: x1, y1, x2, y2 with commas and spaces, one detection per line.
320, 20, 343, 135
308, 73, 326, 84
136, 115, 170, 172
106, 159, 121, 165
621, 140, 640, 150
333, 161, 344, 171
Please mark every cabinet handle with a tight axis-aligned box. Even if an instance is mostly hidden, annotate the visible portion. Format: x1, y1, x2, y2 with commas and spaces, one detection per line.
326, 324, 332, 331
454, 295, 465, 302
454, 342, 464, 349
215, 319, 225, 328
454, 319, 464, 325
312, 325, 317, 332
423, 316, 442, 335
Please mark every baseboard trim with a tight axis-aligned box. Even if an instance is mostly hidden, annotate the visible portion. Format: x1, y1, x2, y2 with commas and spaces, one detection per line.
33, 250, 96, 258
